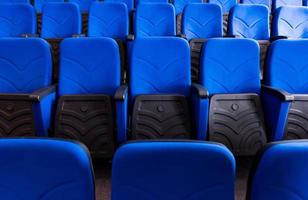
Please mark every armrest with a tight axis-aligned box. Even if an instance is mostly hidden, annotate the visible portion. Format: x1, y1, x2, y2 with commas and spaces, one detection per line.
192, 83, 208, 99
177, 34, 187, 39
115, 85, 128, 101
72, 34, 86, 38
224, 35, 238, 38
20, 34, 39, 38
269, 35, 288, 43
30, 85, 57, 101
293, 94, 308, 101
262, 85, 293, 101
127, 34, 135, 41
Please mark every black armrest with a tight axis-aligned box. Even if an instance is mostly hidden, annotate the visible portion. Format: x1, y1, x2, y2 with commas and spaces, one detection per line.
262, 85, 294, 101
176, 34, 187, 39
269, 35, 288, 43
30, 85, 57, 101
192, 83, 208, 99
20, 34, 39, 38
72, 34, 86, 38
115, 85, 128, 101
127, 34, 135, 41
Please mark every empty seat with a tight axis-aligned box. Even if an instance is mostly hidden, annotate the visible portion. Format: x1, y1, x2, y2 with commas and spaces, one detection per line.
104, 0, 133, 12
68, 0, 96, 12
41, 3, 81, 38
127, 37, 207, 140
88, 2, 128, 40
0, 38, 55, 137
272, 0, 302, 12
34, 0, 64, 12
55, 37, 126, 157
134, 3, 176, 37
228, 4, 269, 40
135, 0, 168, 7
265, 40, 308, 140
272, 6, 308, 39
305, 0, 308, 6
240, 0, 270, 7
0, 4, 36, 37
0, 138, 94, 200
173, 0, 202, 34
0, 0, 29, 3
208, 0, 237, 35
112, 141, 235, 200
182, 3, 223, 82
200, 38, 269, 155
249, 140, 308, 200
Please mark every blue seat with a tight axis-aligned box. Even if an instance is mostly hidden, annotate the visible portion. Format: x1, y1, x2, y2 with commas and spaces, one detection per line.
208, 0, 237, 13
34, 0, 64, 12
272, 6, 308, 39
0, 4, 36, 37
249, 140, 308, 200
104, 0, 133, 12
134, 3, 176, 37
68, 0, 96, 12
264, 39, 308, 140
272, 0, 302, 12
0, 138, 94, 200
41, 3, 81, 38
55, 37, 126, 157
135, 0, 168, 7
88, 2, 128, 40
0, 38, 55, 137
0, 0, 29, 3
305, 0, 308, 6
228, 4, 270, 40
126, 37, 207, 140
173, 0, 202, 16
240, 0, 270, 7
200, 38, 270, 155
182, 3, 222, 82
112, 141, 235, 200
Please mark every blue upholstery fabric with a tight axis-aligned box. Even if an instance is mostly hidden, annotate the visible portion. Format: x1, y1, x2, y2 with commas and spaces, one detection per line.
305, 0, 308, 6
272, 6, 308, 38
228, 4, 270, 40
88, 2, 128, 40
134, 3, 176, 37
240, 0, 270, 7
41, 3, 81, 38
173, 0, 202, 15
265, 40, 308, 94
58, 38, 121, 96
208, 0, 237, 13
104, 0, 133, 12
68, 0, 96, 12
250, 140, 308, 200
0, 0, 29, 3
129, 37, 190, 100
200, 38, 260, 95
135, 0, 168, 7
0, 38, 52, 93
0, 4, 36, 37
272, 0, 302, 11
182, 3, 223, 41
34, 0, 64, 12
0, 139, 94, 200
112, 141, 235, 200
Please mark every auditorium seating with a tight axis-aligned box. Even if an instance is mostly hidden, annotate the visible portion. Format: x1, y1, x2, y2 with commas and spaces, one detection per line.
0, 38, 55, 137
34, 0, 64, 12
0, 138, 94, 200
272, 0, 303, 12
55, 37, 126, 157
88, 2, 129, 40
112, 141, 235, 200
135, 0, 168, 7
134, 3, 176, 37
272, 6, 308, 39
0, 4, 36, 37
0, 0, 29, 3
68, 0, 95, 12
200, 38, 269, 155
265, 39, 308, 140
181, 3, 223, 82
248, 140, 308, 200
240, 0, 270, 7
104, 0, 133, 12
128, 37, 207, 140
305, 0, 308, 6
